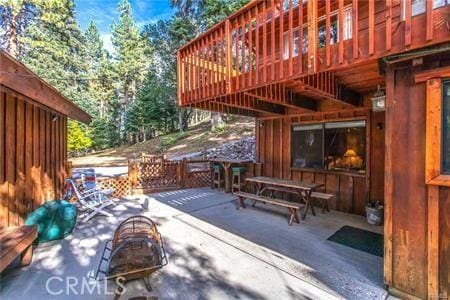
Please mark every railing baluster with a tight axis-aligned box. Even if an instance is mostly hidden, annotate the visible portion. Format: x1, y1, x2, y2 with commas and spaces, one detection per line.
235, 18, 240, 91
405, 0, 412, 47
338, 0, 344, 64
255, 4, 260, 86
353, 0, 359, 58
385, 0, 391, 51
241, 13, 246, 89
177, 51, 181, 105
263, 1, 267, 83
288, 0, 293, 77
271, 0, 276, 81
225, 20, 232, 94
248, 8, 253, 88
326, 0, 331, 66
426, 0, 433, 41
307, 0, 317, 73
279, 0, 284, 79
369, 0, 375, 55
298, 0, 303, 74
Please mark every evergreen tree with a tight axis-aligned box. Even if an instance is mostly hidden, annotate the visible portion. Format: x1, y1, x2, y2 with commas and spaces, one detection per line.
21, 0, 94, 151
0, 0, 38, 58
111, 0, 147, 110
84, 21, 121, 149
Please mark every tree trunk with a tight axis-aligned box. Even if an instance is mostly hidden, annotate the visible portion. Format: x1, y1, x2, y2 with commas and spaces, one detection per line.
211, 113, 225, 130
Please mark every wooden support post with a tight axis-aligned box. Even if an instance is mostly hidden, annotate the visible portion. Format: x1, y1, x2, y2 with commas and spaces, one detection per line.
427, 185, 439, 298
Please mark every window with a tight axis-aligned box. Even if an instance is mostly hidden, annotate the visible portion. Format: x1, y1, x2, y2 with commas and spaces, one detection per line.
317, 6, 352, 48
283, 29, 300, 59
443, 81, 450, 173
434, 0, 449, 8
324, 121, 366, 173
292, 124, 324, 169
402, 0, 449, 19
422, 72, 450, 187
291, 120, 367, 174
343, 8, 352, 40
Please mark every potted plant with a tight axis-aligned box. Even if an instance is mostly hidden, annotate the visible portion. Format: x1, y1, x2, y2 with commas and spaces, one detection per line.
365, 199, 383, 225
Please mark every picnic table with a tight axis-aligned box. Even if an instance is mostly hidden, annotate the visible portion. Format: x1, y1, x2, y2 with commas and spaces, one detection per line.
209, 158, 253, 193
245, 176, 324, 220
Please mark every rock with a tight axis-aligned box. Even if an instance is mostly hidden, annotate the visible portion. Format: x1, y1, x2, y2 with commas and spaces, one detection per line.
204, 136, 255, 161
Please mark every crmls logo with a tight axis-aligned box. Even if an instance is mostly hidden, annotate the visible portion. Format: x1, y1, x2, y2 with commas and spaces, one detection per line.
45, 276, 126, 296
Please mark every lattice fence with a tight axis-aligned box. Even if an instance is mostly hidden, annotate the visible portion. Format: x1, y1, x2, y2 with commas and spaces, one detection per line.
96, 176, 131, 198
137, 161, 179, 189
184, 170, 211, 188
183, 160, 211, 189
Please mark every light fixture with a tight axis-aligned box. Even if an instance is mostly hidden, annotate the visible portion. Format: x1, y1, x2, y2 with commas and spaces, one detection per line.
371, 85, 386, 112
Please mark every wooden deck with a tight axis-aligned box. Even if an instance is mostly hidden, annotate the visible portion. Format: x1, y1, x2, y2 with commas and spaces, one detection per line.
177, 0, 450, 117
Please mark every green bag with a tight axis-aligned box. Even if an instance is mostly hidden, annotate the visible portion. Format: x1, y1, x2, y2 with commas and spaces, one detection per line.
25, 200, 77, 243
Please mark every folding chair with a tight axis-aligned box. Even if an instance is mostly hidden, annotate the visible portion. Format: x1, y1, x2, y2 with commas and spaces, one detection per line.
64, 179, 115, 222
81, 168, 114, 197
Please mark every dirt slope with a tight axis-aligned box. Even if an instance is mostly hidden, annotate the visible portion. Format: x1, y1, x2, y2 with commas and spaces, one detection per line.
71, 116, 255, 167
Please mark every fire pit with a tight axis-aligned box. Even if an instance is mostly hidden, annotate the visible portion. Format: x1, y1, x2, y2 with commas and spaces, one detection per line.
96, 216, 167, 293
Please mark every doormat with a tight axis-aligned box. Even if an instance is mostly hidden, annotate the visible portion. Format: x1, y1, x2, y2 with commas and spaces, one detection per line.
327, 225, 383, 257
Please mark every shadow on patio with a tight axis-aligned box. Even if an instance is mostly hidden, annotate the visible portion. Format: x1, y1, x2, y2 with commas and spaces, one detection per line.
1, 188, 386, 299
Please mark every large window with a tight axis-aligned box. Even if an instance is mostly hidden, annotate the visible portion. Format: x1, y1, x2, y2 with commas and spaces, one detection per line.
292, 124, 324, 169
291, 120, 366, 174
324, 121, 366, 173
443, 80, 450, 173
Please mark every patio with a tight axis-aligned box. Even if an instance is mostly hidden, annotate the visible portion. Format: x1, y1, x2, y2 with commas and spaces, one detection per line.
0, 188, 386, 299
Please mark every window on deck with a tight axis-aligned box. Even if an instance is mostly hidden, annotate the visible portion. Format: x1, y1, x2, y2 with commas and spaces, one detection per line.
402, 0, 450, 18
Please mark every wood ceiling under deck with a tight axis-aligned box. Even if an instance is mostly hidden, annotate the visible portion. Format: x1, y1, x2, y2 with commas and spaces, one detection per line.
186, 68, 376, 118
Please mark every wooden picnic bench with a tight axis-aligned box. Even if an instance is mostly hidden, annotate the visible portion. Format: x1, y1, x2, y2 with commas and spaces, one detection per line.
264, 186, 334, 213
0, 225, 38, 272
234, 191, 302, 225
246, 176, 324, 220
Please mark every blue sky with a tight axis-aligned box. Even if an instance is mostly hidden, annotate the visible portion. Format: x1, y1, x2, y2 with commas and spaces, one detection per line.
74, 0, 174, 52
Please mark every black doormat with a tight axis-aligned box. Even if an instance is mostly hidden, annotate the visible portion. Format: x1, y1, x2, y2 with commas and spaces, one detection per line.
327, 225, 383, 257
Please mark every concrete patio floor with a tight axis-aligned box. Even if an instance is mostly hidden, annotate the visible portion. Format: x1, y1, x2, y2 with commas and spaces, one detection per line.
0, 188, 387, 299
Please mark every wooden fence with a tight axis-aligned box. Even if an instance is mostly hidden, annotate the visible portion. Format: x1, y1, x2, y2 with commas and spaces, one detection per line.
128, 158, 212, 194
69, 159, 262, 197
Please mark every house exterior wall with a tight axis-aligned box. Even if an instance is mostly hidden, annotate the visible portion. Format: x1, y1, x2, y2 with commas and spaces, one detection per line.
0, 87, 68, 228
255, 105, 384, 216
384, 59, 450, 299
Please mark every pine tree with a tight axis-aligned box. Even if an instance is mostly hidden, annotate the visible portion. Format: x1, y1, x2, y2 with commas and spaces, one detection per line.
111, 0, 147, 109
22, 0, 94, 151
23, 0, 93, 111
0, 0, 39, 58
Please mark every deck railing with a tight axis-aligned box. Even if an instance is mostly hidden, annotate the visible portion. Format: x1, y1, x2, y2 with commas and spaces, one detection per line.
177, 0, 450, 106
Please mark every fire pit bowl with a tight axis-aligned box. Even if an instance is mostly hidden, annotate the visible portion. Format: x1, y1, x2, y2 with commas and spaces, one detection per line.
96, 216, 168, 283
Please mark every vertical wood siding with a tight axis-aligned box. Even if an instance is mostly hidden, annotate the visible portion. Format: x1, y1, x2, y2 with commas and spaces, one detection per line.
0, 88, 68, 229
256, 111, 384, 216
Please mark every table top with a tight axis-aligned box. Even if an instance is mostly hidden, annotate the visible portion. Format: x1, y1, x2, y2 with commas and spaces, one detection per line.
246, 176, 323, 191
209, 158, 253, 164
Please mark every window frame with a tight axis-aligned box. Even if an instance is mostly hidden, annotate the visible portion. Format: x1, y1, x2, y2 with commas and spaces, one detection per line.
417, 67, 450, 187
290, 119, 368, 174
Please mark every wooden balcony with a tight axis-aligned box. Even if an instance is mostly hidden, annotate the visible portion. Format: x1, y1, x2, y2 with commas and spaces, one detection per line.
177, 0, 450, 116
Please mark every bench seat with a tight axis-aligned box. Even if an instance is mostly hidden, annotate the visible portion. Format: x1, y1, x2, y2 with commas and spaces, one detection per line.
262, 186, 334, 213
0, 225, 37, 272
234, 191, 302, 225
